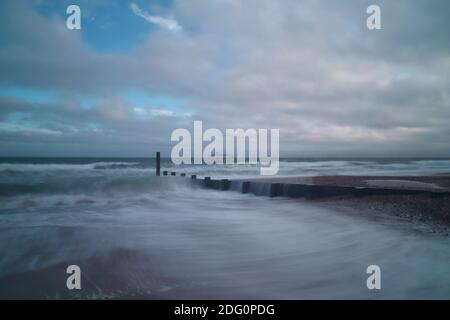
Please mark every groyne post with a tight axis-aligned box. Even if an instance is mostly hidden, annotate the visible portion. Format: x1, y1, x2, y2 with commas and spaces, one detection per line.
241, 181, 250, 194
156, 152, 161, 176
220, 179, 230, 190
270, 183, 280, 197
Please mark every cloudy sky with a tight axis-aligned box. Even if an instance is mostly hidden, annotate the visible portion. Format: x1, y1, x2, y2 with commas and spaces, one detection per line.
0, 0, 449, 157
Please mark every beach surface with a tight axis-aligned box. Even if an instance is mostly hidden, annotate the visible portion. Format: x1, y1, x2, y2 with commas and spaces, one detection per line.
193, 175, 450, 227
230, 175, 450, 191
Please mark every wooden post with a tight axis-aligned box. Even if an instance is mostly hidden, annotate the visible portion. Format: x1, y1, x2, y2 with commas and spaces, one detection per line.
220, 179, 230, 190
270, 183, 280, 198
156, 152, 161, 176
241, 181, 250, 194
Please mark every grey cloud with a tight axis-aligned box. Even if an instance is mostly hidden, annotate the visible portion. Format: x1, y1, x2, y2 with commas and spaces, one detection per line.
1, 0, 450, 156
0, 96, 193, 156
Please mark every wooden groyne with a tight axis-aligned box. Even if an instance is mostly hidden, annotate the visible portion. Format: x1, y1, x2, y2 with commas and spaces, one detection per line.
155, 153, 450, 199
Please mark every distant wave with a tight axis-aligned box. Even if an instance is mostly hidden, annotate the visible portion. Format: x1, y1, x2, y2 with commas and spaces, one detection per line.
93, 162, 141, 170
1, 159, 450, 177
0, 162, 141, 173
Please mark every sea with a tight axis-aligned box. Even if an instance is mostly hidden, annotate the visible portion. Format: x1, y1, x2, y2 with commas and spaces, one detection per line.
0, 157, 450, 299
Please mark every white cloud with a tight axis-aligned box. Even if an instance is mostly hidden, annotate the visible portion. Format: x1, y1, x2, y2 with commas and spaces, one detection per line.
150, 109, 174, 117
133, 107, 192, 118
130, 3, 182, 32
150, 109, 192, 118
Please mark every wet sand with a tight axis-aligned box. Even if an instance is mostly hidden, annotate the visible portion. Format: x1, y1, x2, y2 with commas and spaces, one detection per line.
312, 193, 450, 231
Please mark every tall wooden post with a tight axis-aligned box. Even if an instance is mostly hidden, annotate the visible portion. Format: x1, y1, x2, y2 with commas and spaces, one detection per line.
156, 152, 161, 176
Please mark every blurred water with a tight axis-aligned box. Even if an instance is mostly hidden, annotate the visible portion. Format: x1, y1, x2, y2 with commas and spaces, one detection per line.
0, 158, 449, 299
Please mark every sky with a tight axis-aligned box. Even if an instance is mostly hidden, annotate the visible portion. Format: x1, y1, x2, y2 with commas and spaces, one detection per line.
0, 0, 449, 157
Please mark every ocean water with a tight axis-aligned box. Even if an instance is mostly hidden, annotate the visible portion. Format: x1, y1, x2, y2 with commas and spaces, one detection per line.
0, 158, 450, 299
